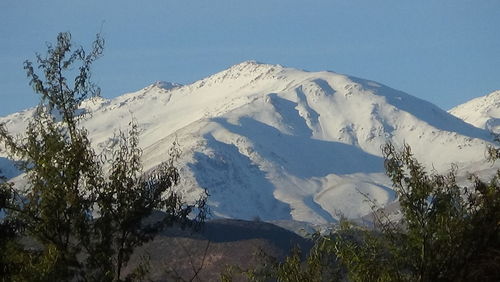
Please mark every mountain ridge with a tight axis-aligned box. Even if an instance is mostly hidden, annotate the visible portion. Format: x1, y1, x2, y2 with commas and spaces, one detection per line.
1, 62, 497, 223
449, 90, 500, 134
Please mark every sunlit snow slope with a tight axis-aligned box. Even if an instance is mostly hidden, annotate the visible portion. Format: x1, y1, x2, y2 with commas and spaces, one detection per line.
449, 90, 500, 134
1, 61, 496, 224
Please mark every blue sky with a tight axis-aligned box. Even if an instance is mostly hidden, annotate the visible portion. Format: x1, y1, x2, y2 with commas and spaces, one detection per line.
1, 0, 499, 116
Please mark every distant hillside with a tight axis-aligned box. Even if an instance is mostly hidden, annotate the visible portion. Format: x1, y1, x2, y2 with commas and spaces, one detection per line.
124, 219, 312, 281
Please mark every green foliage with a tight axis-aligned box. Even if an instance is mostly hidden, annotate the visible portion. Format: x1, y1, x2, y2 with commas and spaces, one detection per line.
0, 170, 20, 278
247, 142, 499, 282
332, 219, 404, 282
332, 143, 500, 281
0, 32, 207, 282
379, 143, 500, 281
221, 236, 341, 282
269, 238, 341, 282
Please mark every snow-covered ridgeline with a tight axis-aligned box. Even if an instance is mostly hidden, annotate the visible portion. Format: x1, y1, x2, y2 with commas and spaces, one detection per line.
1, 61, 497, 223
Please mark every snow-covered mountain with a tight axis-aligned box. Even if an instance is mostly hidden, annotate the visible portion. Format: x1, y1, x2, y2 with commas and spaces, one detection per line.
0, 61, 497, 224
449, 90, 500, 134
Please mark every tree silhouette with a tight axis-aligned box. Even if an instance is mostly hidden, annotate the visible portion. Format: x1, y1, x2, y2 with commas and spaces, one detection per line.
0, 32, 207, 281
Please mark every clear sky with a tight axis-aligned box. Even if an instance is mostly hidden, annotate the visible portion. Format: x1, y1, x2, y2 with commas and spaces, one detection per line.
1, 0, 499, 116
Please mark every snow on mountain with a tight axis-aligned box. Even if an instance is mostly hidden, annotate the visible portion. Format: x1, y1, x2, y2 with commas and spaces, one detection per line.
0, 61, 497, 224
0, 157, 21, 179
449, 90, 500, 134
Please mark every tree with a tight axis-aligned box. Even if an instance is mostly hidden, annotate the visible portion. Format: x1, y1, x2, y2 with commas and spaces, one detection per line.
0, 32, 207, 281
335, 143, 500, 281
0, 169, 21, 279
244, 142, 500, 282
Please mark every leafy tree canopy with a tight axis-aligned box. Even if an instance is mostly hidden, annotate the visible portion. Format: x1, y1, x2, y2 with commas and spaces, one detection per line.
0, 32, 207, 282
239, 143, 499, 282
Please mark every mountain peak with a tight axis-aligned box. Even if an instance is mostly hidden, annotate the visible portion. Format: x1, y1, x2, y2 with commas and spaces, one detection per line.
234, 60, 262, 66
226, 60, 285, 75
189, 61, 287, 90
485, 90, 500, 101
232, 60, 277, 68
2, 62, 496, 224
449, 90, 500, 133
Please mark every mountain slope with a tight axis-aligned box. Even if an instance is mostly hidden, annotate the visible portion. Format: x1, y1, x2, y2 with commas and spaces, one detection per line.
449, 90, 500, 134
0, 61, 496, 224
